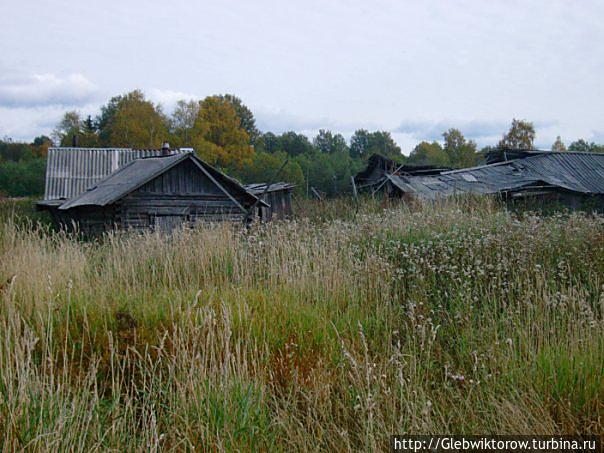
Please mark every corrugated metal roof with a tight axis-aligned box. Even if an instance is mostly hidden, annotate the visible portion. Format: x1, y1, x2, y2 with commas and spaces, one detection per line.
43, 147, 186, 200
390, 152, 604, 199
59, 153, 186, 209
58, 152, 266, 211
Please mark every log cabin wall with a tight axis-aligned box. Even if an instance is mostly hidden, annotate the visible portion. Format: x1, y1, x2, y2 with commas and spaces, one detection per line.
119, 159, 247, 231
50, 158, 249, 235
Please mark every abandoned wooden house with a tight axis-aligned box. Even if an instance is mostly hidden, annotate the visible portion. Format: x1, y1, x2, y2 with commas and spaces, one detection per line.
37, 146, 268, 235
360, 150, 604, 211
353, 153, 451, 196
244, 182, 295, 220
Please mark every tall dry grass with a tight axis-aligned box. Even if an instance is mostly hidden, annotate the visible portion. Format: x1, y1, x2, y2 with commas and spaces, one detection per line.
0, 197, 602, 451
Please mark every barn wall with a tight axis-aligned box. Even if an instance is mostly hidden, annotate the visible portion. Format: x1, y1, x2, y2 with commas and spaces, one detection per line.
256, 189, 293, 220
137, 159, 224, 196
47, 205, 119, 237
120, 159, 247, 231
120, 195, 245, 230
508, 191, 604, 213
47, 158, 256, 235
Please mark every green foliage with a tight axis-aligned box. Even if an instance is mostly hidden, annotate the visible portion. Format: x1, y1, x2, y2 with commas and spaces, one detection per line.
96, 94, 122, 145
255, 131, 314, 157
105, 90, 168, 148
0, 198, 52, 226
443, 128, 480, 167
53, 111, 81, 146
313, 129, 348, 154
236, 151, 304, 189
168, 99, 199, 147
349, 129, 401, 159
218, 94, 260, 144
0, 158, 46, 196
294, 150, 363, 196
408, 141, 450, 166
0, 138, 49, 197
254, 132, 280, 153
568, 139, 604, 153
0, 140, 34, 162
349, 129, 370, 158
0, 200, 602, 449
32, 135, 52, 156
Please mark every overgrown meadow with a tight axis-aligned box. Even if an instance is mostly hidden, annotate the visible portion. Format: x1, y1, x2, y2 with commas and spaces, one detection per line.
0, 197, 602, 451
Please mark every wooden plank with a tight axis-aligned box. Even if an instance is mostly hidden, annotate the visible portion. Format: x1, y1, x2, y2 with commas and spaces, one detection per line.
187, 159, 247, 213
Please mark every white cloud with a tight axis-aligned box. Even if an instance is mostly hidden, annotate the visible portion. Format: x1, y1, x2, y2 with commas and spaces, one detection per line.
0, 106, 64, 140
0, 103, 102, 141
255, 107, 381, 138
394, 118, 564, 149
0, 0, 603, 145
0, 73, 98, 108
148, 88, 199, 112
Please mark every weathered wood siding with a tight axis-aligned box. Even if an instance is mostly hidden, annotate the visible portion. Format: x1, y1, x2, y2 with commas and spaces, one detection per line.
120, 159, 246, 231
51, 158, 250, 235
507, 191, 604, 213
258, 189, 293, 220
49, 205, 119, 237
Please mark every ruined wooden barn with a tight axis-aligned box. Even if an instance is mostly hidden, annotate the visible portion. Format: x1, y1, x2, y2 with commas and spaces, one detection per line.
37, 147, 268, 235
244, 183, 295, 220
353, 153, 451, 196
362, 150, 604, 211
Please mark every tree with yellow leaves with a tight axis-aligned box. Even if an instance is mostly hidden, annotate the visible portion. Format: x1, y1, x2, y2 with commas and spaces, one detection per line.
191, 96, 254, 171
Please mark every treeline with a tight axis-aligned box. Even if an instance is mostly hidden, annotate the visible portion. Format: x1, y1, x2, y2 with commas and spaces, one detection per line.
1, 90, 603, 197
50, 90, 404, 196
0, 137, 51, 196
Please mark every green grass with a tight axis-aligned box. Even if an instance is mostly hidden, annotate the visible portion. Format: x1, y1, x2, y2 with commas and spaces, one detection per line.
0, 197, 602, 451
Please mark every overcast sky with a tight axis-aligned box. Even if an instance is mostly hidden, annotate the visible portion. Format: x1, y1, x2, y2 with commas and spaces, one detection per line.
1, 0, 603, 152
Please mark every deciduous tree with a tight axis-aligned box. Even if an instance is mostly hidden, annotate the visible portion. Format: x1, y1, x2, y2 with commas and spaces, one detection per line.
408, 141, 450, 166
53, 111, 82, 146
278, 132, 314, 156
313, 129, 348, 154
349, 129, 370, 158
32, 135, 52, 157
237, 151, 304, 189
106, 90, 168, 148
498, 119, 535, 150
568, 139, 604, 153
191, 95, 253, 170
219, 94, 259, 144
551, 136, 566, 152
255, 132, 280, 153
169, 100, 199, 147
349, 129, 401, 159
442, 128, 479, 168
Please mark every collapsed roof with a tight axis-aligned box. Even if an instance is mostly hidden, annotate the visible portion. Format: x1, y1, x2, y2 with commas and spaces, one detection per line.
244, 182, 296, 195
388, 152, 604, 200
354, 153, 451, 190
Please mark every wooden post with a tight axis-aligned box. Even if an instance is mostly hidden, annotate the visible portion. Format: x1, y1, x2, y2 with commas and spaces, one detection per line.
311, 187, 322, 201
